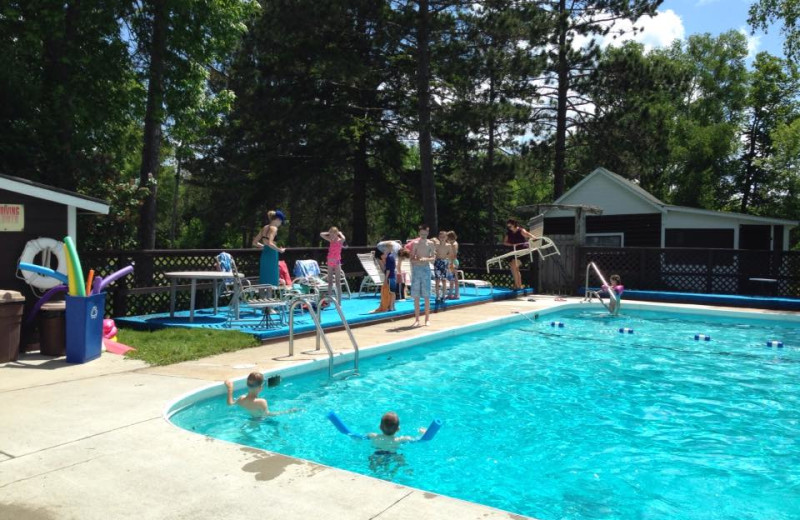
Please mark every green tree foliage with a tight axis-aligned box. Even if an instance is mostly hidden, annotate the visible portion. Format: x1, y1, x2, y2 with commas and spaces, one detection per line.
436, 1, 547, 241
0, 1, 141, 190
732, 52, 799, 213
749, 0, 800, 63
126, 0, 257, 249
531, 0, 663, 199
569, 42, 689, 199
665, 31, 749, 208
189, 0, 408, 246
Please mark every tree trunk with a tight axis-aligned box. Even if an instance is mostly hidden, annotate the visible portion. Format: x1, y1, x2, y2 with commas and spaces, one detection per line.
42, 1, 80, 189
138, 0, 167, 250
553, 0, 568, 199
486, 70, 496, 243
740, 118, 759, 213
352, 133, 369, 245
417, 0, 438, 232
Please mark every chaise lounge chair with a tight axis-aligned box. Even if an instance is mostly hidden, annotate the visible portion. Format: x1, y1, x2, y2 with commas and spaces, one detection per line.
356, 252, 385, 297
485, 214, 560, 273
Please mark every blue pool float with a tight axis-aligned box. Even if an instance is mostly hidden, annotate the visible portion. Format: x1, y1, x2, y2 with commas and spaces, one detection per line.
618, 328, 634, 334
18, 262, 69, 284
550, 321, 565, 328
694, 334, 711, 341
326, 411, 442, 442
766, 340, 784, 348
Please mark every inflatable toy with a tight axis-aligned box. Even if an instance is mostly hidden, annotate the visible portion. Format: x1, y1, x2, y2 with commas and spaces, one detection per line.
103, 319, 118, 342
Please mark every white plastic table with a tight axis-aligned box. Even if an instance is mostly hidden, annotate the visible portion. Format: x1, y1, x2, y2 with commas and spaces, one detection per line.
165, 271, 243, 322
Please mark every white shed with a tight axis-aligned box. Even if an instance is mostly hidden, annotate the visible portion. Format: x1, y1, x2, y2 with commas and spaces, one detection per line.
544, 167, 797, 250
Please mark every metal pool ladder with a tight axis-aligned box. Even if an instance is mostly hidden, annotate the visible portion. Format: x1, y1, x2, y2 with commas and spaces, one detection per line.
287, 295, 360, 379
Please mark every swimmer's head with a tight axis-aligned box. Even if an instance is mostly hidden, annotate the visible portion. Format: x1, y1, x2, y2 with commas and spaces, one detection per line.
380, 411, 400, 435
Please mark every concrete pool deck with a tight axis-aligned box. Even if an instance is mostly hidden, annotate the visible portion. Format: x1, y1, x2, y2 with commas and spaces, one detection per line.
1, 296, 797, 520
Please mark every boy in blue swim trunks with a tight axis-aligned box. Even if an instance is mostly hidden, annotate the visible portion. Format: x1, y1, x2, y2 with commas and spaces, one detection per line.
409, 225, 436, 327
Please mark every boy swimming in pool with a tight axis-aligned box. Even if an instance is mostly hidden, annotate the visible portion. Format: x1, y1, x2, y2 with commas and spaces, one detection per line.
224, 372, 297, 418
367, 412, 426, 452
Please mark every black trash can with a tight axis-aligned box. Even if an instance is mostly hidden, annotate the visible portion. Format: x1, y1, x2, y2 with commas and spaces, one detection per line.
40, 301, 66, 357
0, 290, 25, 363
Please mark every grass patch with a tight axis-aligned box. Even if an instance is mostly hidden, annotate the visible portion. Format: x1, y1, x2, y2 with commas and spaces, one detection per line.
118, 328, 260, 366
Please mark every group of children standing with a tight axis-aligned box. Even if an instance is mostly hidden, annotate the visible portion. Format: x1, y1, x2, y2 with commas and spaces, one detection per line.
320, 224, 460, 327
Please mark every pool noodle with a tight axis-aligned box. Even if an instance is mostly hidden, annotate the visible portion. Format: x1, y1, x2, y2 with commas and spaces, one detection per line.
25, 284, 68, 324
417, 419, 443, 442
17, 262, 69, 284
63, 247, 77, 296
85, 270, 95, 296
63, 237, 86, 296
327, 411, 442, 442
326, 411, 366, 439
92, 276, 103, 295
98, 265, 134, 292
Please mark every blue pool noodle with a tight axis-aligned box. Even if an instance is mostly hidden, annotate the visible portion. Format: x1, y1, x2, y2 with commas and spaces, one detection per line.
417, 419, 443, 442
18, 262, 69, 284
326, 411, 365, 439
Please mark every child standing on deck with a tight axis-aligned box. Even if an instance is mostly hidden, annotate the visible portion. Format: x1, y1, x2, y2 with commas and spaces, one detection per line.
433, 230, 451, 302
446, 230, 460, 300
320, 227, 346, 301
396, 249, 410, 300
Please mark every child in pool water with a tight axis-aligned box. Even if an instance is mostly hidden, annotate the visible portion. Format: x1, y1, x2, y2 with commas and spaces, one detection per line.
367, 411, 426, 453
224, 372, 297, 418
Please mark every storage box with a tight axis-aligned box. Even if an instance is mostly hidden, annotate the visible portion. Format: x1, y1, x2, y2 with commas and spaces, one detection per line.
65, 293, 105, 364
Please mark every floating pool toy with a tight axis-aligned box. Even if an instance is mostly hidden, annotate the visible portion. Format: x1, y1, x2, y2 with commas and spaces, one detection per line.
63, 236, 86, 296
766, 340, 784, 348
85, 269, 95, 296
25, 284, 68, 324
694, 334, 711, 341
17, 262, 69, 284
62, 247, 78, 296
550, 321, 565, 328
98, 265, 134, 292
619, 328, 634, 334
326, 411, 442, 442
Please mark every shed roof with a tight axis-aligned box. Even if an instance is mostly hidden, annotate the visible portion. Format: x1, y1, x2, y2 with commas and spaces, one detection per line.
553, 167, 797, 227
0, 174, 110, 214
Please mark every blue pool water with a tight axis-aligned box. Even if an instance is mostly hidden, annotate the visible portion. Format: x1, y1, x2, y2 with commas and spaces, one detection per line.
170, 307, 800, 519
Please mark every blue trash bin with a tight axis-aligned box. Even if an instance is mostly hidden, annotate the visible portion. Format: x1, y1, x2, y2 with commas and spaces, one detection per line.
65, 293, 105, 364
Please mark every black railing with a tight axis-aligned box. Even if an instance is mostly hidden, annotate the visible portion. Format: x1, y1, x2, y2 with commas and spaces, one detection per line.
81, 244, 533, 317
576, 247, 800, 298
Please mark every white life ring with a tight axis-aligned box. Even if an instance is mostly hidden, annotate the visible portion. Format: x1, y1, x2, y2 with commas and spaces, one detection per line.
18, 237, 67, 290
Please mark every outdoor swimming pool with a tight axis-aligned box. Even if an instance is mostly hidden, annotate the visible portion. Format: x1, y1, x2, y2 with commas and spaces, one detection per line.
168, 305, 800, 519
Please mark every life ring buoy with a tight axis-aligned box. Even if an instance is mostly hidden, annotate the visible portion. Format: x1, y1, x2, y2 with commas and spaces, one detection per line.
18, 238, 67, 290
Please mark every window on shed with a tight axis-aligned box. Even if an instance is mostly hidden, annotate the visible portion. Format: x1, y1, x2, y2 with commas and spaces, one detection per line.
665, 229, 734, 248
585, 233, 623, 247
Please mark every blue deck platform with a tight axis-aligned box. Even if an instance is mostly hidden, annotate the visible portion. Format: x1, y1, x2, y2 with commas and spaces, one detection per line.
115, 287, 524, 341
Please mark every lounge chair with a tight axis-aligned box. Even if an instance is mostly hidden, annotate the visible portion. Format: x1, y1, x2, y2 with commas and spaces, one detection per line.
356, 252, 384, 297
292, 259, 330, 300
223, 255, 287, 326
457, 270, 494, 295
485, 214, 560, 272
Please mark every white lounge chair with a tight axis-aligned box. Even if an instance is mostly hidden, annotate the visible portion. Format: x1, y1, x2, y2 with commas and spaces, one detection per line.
223, 257, 287, 326
357, 252, 384, 297
485, 214, 560, 273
